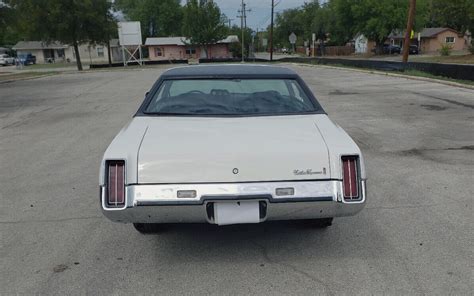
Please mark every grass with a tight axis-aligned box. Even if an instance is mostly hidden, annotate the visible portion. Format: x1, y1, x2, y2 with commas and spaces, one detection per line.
409, 54, 474, 64
0, 71, 59, 82
400, 69, 474, 86
300, 61, 474, 86
27, 62, 82, 69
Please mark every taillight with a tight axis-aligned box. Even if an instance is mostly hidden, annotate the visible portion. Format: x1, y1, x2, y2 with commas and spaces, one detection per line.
342, 156, 359, 200
107, 160, 125, 207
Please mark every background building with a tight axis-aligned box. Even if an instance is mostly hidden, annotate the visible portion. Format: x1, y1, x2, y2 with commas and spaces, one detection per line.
145, 35, 239, 61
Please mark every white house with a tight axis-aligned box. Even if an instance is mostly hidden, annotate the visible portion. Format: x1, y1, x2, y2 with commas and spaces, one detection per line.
12, 41, 114, 64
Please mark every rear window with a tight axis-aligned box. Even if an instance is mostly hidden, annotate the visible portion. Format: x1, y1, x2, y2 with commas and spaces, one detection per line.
145, 79, 317, 116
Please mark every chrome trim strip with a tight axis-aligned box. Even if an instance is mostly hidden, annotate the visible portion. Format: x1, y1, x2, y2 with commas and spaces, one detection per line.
128, 180, 338, 206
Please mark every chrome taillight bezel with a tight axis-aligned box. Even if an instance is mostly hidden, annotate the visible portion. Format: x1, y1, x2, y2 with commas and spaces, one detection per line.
104, 160, 126, 209
341, 155, 361, 201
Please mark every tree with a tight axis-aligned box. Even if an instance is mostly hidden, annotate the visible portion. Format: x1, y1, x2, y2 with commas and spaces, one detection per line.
182, 0, 227, 58
0, 1, 20, 46
7, 0, 116, 70
272, 8, 305, 49
115, 0, 182, 39
352, 0, 407, 53
227, 25, 253, 58
422, 0, 474, 34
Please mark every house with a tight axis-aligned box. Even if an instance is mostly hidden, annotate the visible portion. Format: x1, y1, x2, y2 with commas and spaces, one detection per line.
389, 28, 467, 53
12, 41, 113, 64
145, 35, 239, 61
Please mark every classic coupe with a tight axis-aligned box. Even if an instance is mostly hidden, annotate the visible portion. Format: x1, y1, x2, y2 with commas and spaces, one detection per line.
100, 65, 366, 233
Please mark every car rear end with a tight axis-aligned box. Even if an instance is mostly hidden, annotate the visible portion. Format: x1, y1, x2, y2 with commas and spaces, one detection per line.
99, 65, 367, 228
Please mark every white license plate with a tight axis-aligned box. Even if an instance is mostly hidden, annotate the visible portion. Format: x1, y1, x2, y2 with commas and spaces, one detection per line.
214, 201, 260, 225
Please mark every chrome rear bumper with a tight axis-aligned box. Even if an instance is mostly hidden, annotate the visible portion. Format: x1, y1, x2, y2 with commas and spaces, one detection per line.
101, 180, 366, 224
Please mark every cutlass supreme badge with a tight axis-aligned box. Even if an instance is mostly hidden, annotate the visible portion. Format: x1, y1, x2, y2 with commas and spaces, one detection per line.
293, 168, 326, 175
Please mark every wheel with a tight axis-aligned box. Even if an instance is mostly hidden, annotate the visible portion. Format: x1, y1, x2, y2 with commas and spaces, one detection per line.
133, 223, 164, 234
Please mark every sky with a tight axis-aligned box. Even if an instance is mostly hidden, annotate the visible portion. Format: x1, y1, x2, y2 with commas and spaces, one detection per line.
214, 0, 309, 31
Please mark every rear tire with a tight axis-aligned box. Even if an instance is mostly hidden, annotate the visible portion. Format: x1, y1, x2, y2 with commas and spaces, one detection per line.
133, 223, 164, 234
306, 218, 333, 228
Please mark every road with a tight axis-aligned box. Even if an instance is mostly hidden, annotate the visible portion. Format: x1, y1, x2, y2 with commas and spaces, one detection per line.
1, 64, 473, 295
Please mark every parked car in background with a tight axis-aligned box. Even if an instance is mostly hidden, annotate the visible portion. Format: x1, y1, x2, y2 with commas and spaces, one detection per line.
100, 65, 367, 233
382, 44, 401, 54
409, 45, 419, 54
18, 54, 36, 65
0, 54, 15, 66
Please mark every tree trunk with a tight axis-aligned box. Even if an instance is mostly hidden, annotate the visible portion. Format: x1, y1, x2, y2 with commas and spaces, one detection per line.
107, 40, 112, 66
73, 40, 83, 71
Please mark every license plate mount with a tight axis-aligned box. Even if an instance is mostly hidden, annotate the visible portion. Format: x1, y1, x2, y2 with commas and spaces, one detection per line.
213, 201, 260, 225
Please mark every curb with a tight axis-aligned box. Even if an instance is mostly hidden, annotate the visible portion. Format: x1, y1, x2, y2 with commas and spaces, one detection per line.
290, 62, 474, 90
0, 72, 60, 84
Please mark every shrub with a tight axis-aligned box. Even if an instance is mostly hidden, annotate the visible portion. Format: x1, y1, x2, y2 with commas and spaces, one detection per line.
439, 43, 453, 56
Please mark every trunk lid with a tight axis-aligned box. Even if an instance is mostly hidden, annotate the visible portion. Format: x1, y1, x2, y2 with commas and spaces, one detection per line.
137, 115, 330, 183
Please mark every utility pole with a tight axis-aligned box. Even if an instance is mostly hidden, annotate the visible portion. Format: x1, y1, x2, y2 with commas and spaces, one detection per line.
238, 0, 251, 62
228, 18, 233, 28
269, 0, 274, 61
402, 0, 416, 63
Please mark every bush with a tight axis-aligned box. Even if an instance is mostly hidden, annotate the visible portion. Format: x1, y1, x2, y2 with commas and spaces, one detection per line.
439, 43, 453, 56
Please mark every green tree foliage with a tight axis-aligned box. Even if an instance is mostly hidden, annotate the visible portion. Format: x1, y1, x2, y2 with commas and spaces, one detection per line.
182, 0, 227, 58
115, 0, 182, 38
227, 25, 252, 58
422, 0, 474, 34
7, 0, 116, 70
273, 8, 305, 48
0, 1, 20, 46
352, 0, 407, 51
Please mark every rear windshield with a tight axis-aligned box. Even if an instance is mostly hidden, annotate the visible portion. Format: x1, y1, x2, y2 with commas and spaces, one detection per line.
144, 79, 317, 116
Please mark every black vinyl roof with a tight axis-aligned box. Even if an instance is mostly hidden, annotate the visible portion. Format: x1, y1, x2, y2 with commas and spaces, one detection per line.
160, 64, 298, 78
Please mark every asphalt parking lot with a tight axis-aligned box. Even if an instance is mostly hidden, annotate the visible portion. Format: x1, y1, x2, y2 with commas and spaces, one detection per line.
1, 64, 473, 295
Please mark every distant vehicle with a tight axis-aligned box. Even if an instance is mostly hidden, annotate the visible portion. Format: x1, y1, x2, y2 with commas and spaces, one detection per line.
382, 44, 401, 54
0, 54, 15, 66
409, 45, 419, 54
100, 65, 367, 233
18, 54, 36, 65
281, 48, 289, 54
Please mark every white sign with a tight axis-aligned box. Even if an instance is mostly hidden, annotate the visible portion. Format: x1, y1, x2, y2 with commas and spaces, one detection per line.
289, 32, 297, 44
118, 22, 142, 46
312, 33, 316, 42
262, 38, 268, 47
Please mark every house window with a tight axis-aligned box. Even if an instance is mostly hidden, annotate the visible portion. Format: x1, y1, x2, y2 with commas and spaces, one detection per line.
97, 47, 104, 57
185, 48, 196, 55
445, 36, 455, 43
154, 47, 163, 57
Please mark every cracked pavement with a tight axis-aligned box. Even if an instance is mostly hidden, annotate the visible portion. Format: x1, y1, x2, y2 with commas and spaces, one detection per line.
1, 64, 473, 295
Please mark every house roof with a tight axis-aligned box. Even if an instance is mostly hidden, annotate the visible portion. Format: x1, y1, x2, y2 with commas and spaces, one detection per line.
145, 37, 188, 46
388, 28, 459, 39
12, 41, 69, 50
145, 35, 239, 46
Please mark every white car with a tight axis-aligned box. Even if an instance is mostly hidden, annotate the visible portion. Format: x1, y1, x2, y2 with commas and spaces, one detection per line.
100, 65, 366, 233
0, 54, 15, 66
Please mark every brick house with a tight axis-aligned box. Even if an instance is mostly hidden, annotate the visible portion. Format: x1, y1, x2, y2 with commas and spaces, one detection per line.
389, 28, 467, 53
145, 35, 239, 61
